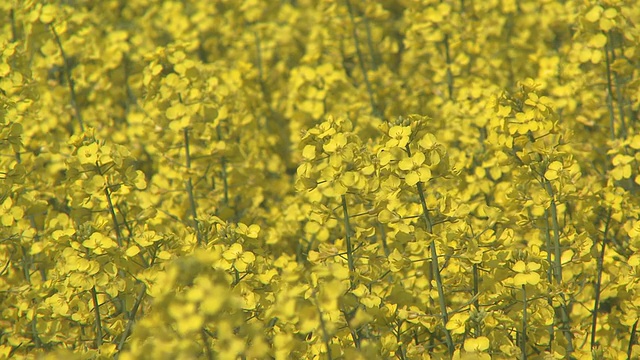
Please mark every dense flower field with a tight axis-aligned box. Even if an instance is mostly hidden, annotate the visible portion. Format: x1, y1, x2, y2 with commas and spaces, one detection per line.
1, 0, 640, 359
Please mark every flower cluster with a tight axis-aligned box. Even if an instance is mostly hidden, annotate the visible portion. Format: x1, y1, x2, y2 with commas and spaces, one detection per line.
1, 0, 640, 359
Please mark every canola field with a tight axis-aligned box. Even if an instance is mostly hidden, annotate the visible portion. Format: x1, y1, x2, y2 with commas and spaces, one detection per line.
1, 1, 640, 359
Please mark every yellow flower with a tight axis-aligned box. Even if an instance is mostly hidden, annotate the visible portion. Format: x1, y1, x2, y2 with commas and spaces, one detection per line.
236, 223, 261, 238
512, 260, 541, 286
222, 243, 255, 272
544, 161, 563, 180
463, 336, 490, 352
399, 151, 432, 185
386, 125, 411, 148
78, 143, 99, 165
82, 232, 117, 255
446, 312, 469, 335
462, 336, 491, 360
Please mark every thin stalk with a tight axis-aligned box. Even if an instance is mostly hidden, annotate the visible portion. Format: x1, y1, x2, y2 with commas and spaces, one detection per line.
473, 263, 481, 336
349, 322, 361, 349
396, 320, 407, 360
116, 283, 146, 356
543, 213, 555, 350
543, 215, 553, 285
30, 316, 41, 349
363, 17, 379, 71
216, 125, 229, 205
20, 246, 42, 348
91, 286, 103, 348
50, 24, 85, 132
201, 328, 214, 360
427, 244, 435, 352
608, 31, 627, 138
184, 128, 202, 245
122, 54, 137, 114
543, 181, 574, 353
603, 31, 617, 140
420, 187, 454, 354
20, 141, 47, 341
28, 216, 46, 281
591, 208, 612, 350
378, 222, 390, 256
117, 204, 140, 250
341, 195, 356, 287
544, 182, 563, 284
443, 35, 454, 100
628, 319, 638, 360
313, 290, 333, 360
522, 285, 528, 360
253, 31, 294, 168
254, 31, 271, 109
345, 0, 381, 118
97, 162, 124, 246
405, 145, 454, 354
10, 8, 17, 42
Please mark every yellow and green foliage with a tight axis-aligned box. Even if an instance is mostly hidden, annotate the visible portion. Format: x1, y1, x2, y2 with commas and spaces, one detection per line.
2, 0, 640, 359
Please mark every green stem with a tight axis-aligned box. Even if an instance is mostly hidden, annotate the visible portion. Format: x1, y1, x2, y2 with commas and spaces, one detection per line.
543, 181, 574, 353
253, 30, 273, 131
522, 285, 528, 360
345, 0, 381, 118
443, 35, 454, 100
97, 162, 124, 247
254, 31, 269, 107
628, 319, 638, 360
50, 24, 85, 132
591, 208, 612, 350
363, 17, 379, 71
116, 283, 146, 356
19, 246, 42, 348
201, 328, 214, 360
30, 316, 41, 349
396, 319, 407, 360
123, 55, 137, 110
473, 263, 481, 336
216, 125, 229, 206
603, 31, 617, 140
184, 128, 202, 245
91, 286, 103, 348
378, 222, 390, 257
341, 195, 355, 287
405, 145, 454, 354
608, 31, 627, 139
544, 182, 563, 284
313, 290, 333, 360
10, 8, 18, 42
543, 214, 555, 350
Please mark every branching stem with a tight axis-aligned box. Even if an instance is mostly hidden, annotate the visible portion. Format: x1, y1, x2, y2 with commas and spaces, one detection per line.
591, 208, 612, 350
184, 128, 202, 245
628, 320, 638, 360
91, 286, 103, 348
50, 24, 85, 132
603, 31, 617, 140
116, 283, 146, 356
522, 285, 528, 360
313, 290, 333, 360
608, 32, 627, 139
345, 0, 381, 118
97, 162, 124, 246
405, 145, 454, 354
201, 328, 214, 360
543, 181, 574, 353
216, 125, 229, 206
443, 35, 454, 100
341, 195, 355, 287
